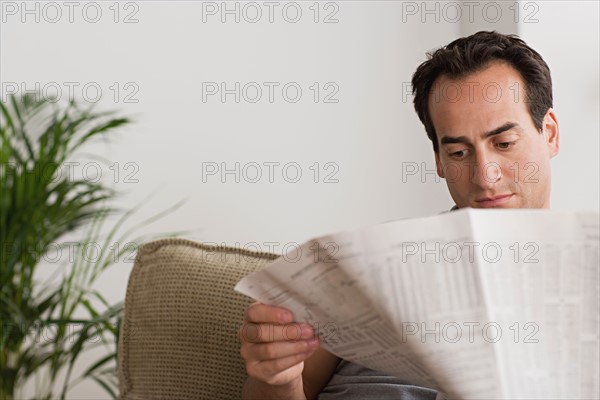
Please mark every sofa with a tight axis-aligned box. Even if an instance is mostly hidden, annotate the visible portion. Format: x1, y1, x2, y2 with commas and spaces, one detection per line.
117, 238, 278, 399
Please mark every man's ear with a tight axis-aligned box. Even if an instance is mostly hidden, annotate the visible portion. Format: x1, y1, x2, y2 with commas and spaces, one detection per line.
543, 108, 560, 158
435, 151, 445, 178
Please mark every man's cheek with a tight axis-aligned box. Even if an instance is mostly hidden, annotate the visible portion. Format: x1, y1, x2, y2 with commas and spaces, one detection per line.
517, 161, 542, 185
442, 162, 464, 183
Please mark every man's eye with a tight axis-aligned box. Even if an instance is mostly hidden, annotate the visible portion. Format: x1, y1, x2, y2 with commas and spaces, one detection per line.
496, 141, 515, 150
449, 150, 467, 158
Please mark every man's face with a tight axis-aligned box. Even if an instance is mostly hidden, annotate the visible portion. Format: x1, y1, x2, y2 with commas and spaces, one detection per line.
430, 61, 559, 209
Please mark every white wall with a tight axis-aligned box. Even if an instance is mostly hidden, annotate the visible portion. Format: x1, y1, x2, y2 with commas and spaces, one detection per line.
517, 1, 600, 211
1, 1, 597, 398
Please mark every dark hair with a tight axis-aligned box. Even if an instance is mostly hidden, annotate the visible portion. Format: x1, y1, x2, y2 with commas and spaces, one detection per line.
411, 30, 553, 152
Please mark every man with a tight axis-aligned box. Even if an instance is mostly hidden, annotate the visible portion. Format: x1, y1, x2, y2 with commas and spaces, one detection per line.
238, 30, 560, 399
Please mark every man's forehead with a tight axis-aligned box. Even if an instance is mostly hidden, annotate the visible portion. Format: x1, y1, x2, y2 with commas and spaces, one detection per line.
427, 61, 530, 136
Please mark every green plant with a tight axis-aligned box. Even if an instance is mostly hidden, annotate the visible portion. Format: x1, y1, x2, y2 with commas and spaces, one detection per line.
0, 94, 178, 399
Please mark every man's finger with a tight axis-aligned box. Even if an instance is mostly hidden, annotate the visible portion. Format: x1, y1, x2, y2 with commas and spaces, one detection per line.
252, 350, 317, 381
243, 338, 320, 361
239, 323, 315, 343
244, 302, 293, 324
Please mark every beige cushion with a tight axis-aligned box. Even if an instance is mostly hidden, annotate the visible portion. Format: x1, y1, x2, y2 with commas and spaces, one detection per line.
118, 238, 278, 400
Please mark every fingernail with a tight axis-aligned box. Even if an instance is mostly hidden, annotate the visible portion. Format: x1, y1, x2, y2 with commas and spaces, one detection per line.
301, 325, 314, 338
279, 312, 292, 323
307, 338, 320, 347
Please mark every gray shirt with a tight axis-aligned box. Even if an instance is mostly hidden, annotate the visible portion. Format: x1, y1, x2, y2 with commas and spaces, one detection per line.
317, 359, 438, 400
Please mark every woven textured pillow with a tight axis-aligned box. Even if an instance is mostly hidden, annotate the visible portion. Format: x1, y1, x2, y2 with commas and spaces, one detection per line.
118, 238, 278, 400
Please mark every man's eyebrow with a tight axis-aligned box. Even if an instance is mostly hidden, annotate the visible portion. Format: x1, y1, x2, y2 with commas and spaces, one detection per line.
482, 122, 520, 138
439, 122, 520, 146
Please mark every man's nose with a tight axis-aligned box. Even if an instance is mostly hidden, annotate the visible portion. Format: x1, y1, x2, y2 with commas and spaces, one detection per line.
470, 151, 502, 188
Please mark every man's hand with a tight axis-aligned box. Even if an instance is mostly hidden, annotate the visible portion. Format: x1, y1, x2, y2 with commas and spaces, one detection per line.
239, 302, 320, 389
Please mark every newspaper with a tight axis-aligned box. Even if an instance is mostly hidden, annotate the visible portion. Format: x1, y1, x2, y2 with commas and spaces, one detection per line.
234, 208, 600, 399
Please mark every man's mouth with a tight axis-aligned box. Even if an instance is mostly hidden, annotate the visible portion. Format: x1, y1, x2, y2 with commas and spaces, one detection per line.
474, 194, 514, 207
